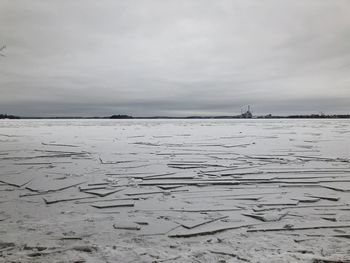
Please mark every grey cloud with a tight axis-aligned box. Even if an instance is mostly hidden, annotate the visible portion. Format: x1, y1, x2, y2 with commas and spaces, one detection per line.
0, 0, 350, 116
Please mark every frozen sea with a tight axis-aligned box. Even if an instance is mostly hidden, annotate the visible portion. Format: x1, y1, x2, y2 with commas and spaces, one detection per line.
0, 119, 349, 262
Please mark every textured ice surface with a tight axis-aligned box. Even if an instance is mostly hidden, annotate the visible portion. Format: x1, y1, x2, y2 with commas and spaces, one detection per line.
0, 119, 349, 262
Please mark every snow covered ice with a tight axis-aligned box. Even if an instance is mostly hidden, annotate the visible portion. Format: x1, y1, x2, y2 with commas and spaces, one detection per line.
0, 119, 349, 262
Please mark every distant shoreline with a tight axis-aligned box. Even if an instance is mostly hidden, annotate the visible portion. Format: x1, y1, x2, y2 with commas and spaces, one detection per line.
2, 114, 350, 120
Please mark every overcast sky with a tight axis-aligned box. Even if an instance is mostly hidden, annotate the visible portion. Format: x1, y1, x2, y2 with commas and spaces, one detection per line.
1, 0, 350, 116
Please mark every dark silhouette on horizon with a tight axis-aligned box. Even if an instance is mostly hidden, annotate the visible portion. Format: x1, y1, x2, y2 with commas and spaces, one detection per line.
2, 113, 350, 120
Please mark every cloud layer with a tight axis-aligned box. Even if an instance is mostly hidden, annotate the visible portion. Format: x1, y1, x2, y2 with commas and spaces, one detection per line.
1, 0, 350, 116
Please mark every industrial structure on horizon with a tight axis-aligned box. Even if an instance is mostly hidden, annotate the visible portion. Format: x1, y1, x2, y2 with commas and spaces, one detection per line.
241, 105, 253, 118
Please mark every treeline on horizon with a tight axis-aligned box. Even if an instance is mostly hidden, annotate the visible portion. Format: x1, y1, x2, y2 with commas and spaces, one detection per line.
280, 114, 350, 119
1, 113, 350, 119
0, 114, 20, 119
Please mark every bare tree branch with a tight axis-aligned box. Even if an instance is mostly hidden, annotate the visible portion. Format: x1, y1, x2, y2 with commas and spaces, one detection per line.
0, 45, 6, 56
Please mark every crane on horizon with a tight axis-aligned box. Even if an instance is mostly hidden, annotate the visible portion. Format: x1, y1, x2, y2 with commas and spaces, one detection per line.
241, 105, 253, 118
